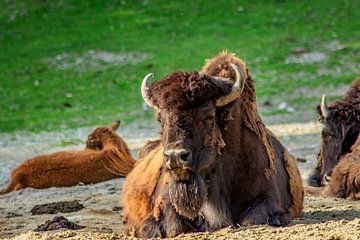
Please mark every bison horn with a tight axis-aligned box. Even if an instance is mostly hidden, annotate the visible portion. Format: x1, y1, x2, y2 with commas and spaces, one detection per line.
215, 63, 246, 107
141, 73, 158, 110
321, 94, 330, 118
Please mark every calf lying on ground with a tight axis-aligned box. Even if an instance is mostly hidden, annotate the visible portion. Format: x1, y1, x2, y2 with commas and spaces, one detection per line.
1, 121, 135, 194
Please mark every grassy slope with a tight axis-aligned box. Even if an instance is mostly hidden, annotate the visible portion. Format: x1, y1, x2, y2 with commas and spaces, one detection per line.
0, 0, 359, 132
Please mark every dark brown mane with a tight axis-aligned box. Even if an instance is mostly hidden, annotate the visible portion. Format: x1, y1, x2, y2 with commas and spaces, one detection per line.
329, 77, 360, 123
148, 71, 232, 111
202, 51, 275, 172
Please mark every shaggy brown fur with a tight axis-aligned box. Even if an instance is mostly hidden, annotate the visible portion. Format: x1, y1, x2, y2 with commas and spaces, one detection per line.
326, 135, 360, 199
122, 144, 204, 238
1, 121, 135, 194
309, 77, 360, 187
325, 77, 360, 123
148, 71, 232, 111
137, 139, 161, 160
122, 51, 304, 238
306, 135, 360, 199
122, 145, 164, 236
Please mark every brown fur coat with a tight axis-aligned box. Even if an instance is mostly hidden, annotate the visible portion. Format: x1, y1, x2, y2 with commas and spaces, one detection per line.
1, 121, 135, 194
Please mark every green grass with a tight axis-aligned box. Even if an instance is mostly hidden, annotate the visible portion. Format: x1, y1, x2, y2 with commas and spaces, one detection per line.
0, 0, 359, 132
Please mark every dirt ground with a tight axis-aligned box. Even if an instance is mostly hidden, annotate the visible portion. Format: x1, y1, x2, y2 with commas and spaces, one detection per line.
1, 119, 360, 240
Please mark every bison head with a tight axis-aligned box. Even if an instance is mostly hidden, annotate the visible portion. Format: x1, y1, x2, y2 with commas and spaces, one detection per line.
309, 95, 359, 186
86, 121, 121, 150
141, 64, 245, 218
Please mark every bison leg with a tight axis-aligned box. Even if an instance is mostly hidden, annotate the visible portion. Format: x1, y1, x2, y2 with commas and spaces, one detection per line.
140, 202, 205, 238
139, 217, 163, 238
162, 205, 205, 237
240, 197, 291, 227
1, 174, 23, 194
139, 214, 195, 238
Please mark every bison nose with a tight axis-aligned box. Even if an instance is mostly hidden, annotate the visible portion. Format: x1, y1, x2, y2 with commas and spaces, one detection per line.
164, 149, 192, 169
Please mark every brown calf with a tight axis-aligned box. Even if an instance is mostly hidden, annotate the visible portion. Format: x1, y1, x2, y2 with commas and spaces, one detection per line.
1, 121, 135, 194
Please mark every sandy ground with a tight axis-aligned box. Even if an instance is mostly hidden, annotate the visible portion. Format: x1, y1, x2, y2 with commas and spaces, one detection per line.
1, 119, 360, 240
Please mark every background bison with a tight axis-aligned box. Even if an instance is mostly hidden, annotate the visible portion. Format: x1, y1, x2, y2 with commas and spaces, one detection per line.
122, 51, 304, 238
324, 134, 360, 199
309, 77, 360, 187
306, 135, 360, 199
1, 121, 135, 194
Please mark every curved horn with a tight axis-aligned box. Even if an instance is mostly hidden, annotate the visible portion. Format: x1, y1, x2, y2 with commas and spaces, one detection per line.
141, 73, 157, 109
321, 94, 329, 118
215, 63, 246, 107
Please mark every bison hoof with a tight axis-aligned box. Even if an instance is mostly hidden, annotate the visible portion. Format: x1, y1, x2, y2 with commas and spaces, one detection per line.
268, 213, 291, 227
140, 218, 163, 238
241, 212, 291, 227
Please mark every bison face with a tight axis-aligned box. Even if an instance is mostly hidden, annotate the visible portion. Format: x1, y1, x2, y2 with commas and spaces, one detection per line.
86, 121, 121, 150
140, 64, 245, 182
158, 105, 224, 181
309, 96, 359, 187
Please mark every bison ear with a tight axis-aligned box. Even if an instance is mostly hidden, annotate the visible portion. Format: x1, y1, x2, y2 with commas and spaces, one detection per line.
316, 104, 325, 123
110, 120, 121, 131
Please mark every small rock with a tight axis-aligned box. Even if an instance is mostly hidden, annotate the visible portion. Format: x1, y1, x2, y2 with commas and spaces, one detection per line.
31, 200, 84, 215
112, 206, 122, 212
5, 212, 23, 218
33, 215, 85, 232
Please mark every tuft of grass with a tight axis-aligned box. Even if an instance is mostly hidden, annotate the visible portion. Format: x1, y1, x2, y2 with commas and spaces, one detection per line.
0, 0, 359, 132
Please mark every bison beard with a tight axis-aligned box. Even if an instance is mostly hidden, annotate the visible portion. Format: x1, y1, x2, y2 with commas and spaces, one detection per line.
168, 174, 206, 220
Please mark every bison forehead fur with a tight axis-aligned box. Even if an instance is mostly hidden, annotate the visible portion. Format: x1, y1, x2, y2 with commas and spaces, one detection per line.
147, 71, 232, 111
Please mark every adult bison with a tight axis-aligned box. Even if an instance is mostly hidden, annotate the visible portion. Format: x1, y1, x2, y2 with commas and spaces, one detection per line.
306, 135, 360, 199
308, 77, 360, 187
324, 134, 360, 199
122, 51, 303, 237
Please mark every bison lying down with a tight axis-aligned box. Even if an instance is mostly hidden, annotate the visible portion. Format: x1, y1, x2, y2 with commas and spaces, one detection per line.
307, 134, 360, 200
1, 121, 135, 194
325, 135, 360, 199
309, 77, 360, 187
122, 51, 304, 238
306, 77, 360, 199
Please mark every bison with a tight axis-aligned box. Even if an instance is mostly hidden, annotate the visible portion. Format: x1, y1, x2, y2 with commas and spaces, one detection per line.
122, 51, 304, 238
324, 134, 360, 199
308, 77, 360, 187
1, 121, 135, 194
306, 135, 360, 199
